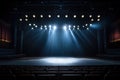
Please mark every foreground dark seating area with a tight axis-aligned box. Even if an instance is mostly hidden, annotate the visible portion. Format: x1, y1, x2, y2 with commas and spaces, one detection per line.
0, 65, 120, 80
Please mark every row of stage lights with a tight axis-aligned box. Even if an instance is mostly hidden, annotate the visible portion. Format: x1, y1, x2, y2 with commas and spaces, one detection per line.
19, 14, 101, 22
29, 24, 91, 30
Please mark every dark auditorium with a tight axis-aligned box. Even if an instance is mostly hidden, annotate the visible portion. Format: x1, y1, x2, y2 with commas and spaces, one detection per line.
0, 0, 120, 80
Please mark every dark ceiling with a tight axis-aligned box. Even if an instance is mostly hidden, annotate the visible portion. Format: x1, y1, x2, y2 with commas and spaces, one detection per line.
0, 0, 120, 22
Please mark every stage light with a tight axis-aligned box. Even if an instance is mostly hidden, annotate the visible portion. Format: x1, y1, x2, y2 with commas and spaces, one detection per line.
25, 15, 28, 18
57, 15, 60, 18
87, 27, 89, 30
77, 27, 79, 30
73, 15, 76, 18
85, 24, 88, 26
33, 24, 36, 26
40, 15, 43, 18
29, 23, 31, 26
31, 27, 34, 30
48, 15, 51, 18
65, 15, 68, 18
73, 25, 75, 28
97, 15, 100, 18
19, 18, 22, 21
53, 25, 57, 30
40, 27, 43, 30
44, 25, 47, 28
35, 25, 38, 28
89, 15, 92, 18
25, 18, 28, 21
91, 18, 94, 21
90, 24, 92, 26
83, 25, 85, 28
33, 15, 36, 18
97, 19, 100, 21
68, 25, 71, 28
63, 26, 67, 30
49, 25, 52, 28
81, 15, 84, 18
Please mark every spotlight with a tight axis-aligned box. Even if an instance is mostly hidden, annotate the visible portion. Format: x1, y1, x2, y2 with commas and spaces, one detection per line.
90, 24, 92, 26
89, 15, 92, 18
87, 27, 89, 30
19, 18, 22, 21
25, 15, 28, 18
29, 23, 31, 26
25, 19, 28, 21
65, 15, 68, 18
44, 25, 47, 28
40, 27, 43, 30
97, 15, 100, 18
77, 27, 79, 30
91, 18, 94, 21
57, 15, 60, 18
31, 27, 34, 30
85, 24, 88, 26
73, 25, 75, 28
68, 25, 71, 28
33, 15, 36, 18
49, 25, 52, 30
49, 25, 52, 28
33, 24, 36, 26
73, 15, 76, 18
97, 19, 100, 21
53, 26, 57, 30
40, 15, 43, 18
63, 26, 67, 30
83, 25, 85, 28
48, 15, 51, 18
35, 25, 38, 28
81, 15, 84, 18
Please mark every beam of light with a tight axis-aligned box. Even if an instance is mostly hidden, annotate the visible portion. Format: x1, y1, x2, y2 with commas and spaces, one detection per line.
40, 57, 80, 65
69, 30, 80, 49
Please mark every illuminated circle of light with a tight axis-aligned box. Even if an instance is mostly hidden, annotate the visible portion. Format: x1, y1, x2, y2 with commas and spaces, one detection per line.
40, 57, 80, 65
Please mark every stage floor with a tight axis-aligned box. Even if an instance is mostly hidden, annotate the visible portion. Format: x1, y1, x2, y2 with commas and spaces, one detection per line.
0, 57, 120, 66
